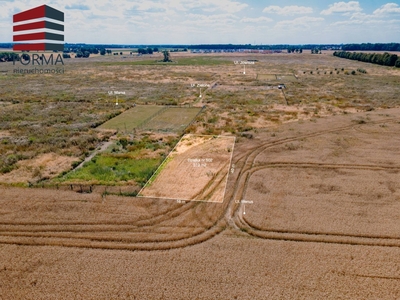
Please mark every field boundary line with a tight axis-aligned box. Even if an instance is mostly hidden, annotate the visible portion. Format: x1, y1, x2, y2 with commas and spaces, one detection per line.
137, 134, 186, 197
221, 136, 236, 203
137, 106, 168, 130
182, 105, 206, 132
137, 134, 235, 203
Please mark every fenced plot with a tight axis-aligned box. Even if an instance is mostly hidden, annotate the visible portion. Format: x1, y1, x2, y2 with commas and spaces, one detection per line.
139, 134, 235, 203
99, 105, 164, 131
139, 107, 203, 133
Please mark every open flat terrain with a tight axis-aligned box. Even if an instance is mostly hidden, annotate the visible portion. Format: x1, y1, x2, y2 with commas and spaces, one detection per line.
2, 108, 400, 299
1, 51, 400, 298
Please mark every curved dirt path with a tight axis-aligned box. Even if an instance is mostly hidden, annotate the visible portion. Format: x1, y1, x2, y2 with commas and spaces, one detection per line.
2, 113, 400, 251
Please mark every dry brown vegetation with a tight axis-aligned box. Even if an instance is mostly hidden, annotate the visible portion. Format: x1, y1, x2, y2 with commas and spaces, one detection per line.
1, 52, 400, 299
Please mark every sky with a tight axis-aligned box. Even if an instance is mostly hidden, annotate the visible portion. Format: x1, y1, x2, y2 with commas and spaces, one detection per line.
1, 0, 400, 45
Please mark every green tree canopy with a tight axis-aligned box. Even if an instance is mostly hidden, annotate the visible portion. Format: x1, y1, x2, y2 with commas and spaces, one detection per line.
162, 50, 171, 62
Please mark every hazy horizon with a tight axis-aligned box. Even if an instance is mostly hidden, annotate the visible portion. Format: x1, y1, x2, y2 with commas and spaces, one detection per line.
1, 0, 399, 45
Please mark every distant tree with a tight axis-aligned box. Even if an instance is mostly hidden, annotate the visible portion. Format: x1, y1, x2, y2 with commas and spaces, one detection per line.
120, 52, 123, 55
106, 50, 112, 55
100, 48, 106, 55
153, 47, 159, 52
62, 53, 71, 59
396, 59, 400, 68
21, 53, 30, 61
83, 51, 90, 58
75, 51, 83, 58
146, 47, 153, 54
162, 50, 171, 62
299, 49, 303, 53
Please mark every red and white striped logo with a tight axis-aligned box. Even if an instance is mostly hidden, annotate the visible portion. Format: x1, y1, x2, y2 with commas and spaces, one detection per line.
13, 5, 64, 52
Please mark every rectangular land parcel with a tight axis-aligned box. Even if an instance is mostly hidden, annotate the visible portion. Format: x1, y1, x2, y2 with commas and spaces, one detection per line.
139, 134, 235, 202
140, 107, 202, 133
99, 105, 163, 131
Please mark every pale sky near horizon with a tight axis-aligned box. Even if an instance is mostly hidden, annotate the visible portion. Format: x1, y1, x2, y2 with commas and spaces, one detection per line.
1, 0, 399, 44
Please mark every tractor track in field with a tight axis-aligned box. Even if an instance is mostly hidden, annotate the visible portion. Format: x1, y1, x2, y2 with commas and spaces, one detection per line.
229, 116, 400, 248
0, 184, 230, 251
2, 116, 400, 251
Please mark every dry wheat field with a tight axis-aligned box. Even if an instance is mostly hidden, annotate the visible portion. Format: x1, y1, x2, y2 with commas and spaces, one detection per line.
1, 108, 400, 299
1, 52, 400, 299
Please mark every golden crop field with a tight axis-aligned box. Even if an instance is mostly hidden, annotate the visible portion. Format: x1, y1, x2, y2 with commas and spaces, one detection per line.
1, 51, 400, 299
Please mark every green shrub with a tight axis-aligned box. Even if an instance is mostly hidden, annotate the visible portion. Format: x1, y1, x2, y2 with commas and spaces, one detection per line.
61, 155, 161, 185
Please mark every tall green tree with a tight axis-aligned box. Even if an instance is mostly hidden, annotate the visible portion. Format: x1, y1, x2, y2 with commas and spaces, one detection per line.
162, 50, 171, 62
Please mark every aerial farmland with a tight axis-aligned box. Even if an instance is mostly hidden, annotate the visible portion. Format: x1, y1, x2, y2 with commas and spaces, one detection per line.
1, 46, 400, 299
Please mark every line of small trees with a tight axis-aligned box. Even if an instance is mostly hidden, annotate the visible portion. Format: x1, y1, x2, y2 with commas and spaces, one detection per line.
342, 43, 400, 52
75, 51, 90, 58
334, 51, 400, 68
0, 52, 20, 62
138, 47, 157, 54
66, 47, 100, 55
287, 48, 303, 53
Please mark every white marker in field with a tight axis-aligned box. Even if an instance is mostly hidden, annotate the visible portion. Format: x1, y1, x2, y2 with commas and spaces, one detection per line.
243, 65, 246, 75
235, 200, 253, 215
199, 88, 202, 98
116, 96, 119, 106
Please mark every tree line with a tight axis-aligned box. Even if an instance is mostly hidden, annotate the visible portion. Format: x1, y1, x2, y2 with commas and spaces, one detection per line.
333, 51, 400, 68
287, 48, 303, 53
138, 47, 158, 54
2, 42, 400, 52
0, 52, 20, 62
342, 43, 400, 52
